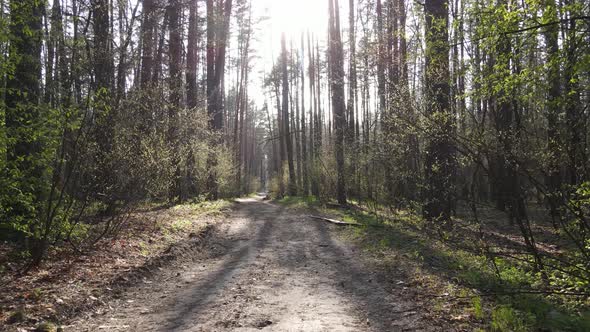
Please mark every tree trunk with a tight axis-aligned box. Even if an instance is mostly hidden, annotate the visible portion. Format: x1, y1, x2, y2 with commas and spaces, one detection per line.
329, 0, 347, 205
168, 0, 182, 202
347, 0, 357, 142
5, 0, 44, 265
282, 34, 297, 196
140, 0, 155, 87
423, 0, 454, 223
564, 13, 585, 185
92, 0, 113, 92
543, 0, 562, 220
348, 0, 359, 198
206, 0, 233, 198
376, 0, 386, 125
308, 33, 319, 197
301, 34, 309, 195
186, 0, 199, 109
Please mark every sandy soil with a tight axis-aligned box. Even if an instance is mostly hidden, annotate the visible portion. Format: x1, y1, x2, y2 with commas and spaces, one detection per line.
67, 196, 438, 331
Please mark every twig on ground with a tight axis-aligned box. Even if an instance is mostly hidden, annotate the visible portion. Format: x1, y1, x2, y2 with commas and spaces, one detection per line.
309, 215, 361, 226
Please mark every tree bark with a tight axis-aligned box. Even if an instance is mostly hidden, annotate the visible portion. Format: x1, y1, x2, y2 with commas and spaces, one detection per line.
543, 0, 562, 220
92, 0, 113, 92
186, 0, 199, 109
347, 0, 357, 142
376, 0, 386, 125
140, 0, 155, 87
5, 0, 44, 264
301, 34, 309, 195
206, 0, 233, 198
423, 0, 454, 223
329, 0, 347, 205
168, 0, 182, 202
282, 34, 297, 196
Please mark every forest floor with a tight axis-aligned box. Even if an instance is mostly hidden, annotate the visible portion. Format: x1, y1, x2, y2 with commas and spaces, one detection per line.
67, 194, 457, 331
5, 194, 585, 331
2, 194, 465, 331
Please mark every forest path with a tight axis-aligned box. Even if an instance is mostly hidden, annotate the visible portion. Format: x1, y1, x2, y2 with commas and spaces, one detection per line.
70, 195, 426, 331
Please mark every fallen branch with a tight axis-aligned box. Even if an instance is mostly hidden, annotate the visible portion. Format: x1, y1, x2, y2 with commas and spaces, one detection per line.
309, 215, 361, 227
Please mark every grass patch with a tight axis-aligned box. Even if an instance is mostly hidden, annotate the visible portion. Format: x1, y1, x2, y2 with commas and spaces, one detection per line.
472, 296, 484, 319
172, 199, 232, 216
170, 219, 192, 232
155, 199, 232, 243
276, 196, 320, 209
491, 305, 532, 331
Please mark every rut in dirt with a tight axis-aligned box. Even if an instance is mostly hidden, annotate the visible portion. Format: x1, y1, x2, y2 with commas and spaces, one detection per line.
71, 196, 433, 332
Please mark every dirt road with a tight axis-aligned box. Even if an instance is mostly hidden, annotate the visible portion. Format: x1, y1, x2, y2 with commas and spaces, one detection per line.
70, 196, 433, 331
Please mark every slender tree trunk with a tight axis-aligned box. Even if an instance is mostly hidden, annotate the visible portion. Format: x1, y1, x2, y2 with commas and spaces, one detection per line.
93, 0, 113, 92
564, 14, 585, 185
57, 1, 69, 105
348, 0, 359, 197
329, 0, 347, 205
184, 0, 199, 197
315, 42, 323, 151
168, 0, 182, 202
347, 0, 357, 142
282, 34, 297, 196
72, 0, 82, 104
206, 0, 233, 198
308, 33, 319, 197
233, 4, 252, 193
544, 0, 562, 220
292, 43, 302, 190
152, 11, 168, 84
140, 0, 155, 87
301, 34, 309, 195
186, 0, 199, 109
376, 0, 386, 125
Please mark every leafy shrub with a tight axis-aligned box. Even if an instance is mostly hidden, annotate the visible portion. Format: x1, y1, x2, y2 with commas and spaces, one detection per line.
491, 305, 533, 332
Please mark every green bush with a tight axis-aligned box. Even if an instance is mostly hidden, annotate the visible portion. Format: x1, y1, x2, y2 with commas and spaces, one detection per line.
491, 305, 533, 332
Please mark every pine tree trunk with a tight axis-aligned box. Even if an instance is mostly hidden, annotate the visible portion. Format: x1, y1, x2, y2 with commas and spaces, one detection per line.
293, 43, 302, 190
301, 34, 309, 195
544, 0, 562, 220
329, 0, 347, 205
206, 0, 233, 199
168, 0, 182, 202
376, 0, 386, 125
423, 0, 454, 223
282, 34, 297, 196
140, 0, 155, 87
92, 0, 113, 92
564, 16, 585, 185
186, 0, 199, 109
308, 33, 319, 197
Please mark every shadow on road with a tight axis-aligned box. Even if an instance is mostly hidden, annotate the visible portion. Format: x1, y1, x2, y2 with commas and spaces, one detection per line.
155, 197, 417, 331
163, 200, 282, 331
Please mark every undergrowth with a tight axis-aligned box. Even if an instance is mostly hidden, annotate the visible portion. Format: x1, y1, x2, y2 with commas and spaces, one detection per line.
278, 196, 590, 331
277, 196, 320, 209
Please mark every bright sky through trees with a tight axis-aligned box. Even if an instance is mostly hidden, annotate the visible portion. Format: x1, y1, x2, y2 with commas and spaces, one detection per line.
249, 0, 348, 104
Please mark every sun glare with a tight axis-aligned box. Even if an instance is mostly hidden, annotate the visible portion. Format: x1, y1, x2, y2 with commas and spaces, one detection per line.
251, 0, 346, 103
266, 0, 328, 36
